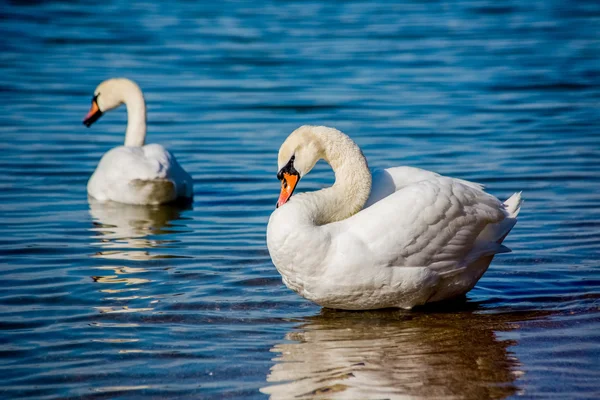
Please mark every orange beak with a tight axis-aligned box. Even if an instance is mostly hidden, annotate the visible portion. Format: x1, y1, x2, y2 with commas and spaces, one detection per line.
276, 172, 299, 208
83, 97, 103, 127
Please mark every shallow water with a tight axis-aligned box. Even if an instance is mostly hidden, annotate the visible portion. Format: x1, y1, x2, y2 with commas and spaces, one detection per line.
1, 0, 599, 398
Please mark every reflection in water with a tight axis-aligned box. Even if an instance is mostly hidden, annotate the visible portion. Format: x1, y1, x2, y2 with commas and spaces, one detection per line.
87, 200, 191, 311
262, 307, 546, 400
88, 199, 191, 260
92, 266, 151, 286
86, 202, 192, 361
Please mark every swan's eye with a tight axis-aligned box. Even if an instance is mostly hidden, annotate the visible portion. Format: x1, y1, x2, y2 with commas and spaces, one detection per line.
277, 155, 295, 181
92, 93, 99, 104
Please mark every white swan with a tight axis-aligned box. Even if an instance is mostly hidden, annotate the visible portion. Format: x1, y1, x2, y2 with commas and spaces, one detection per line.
267, 125, 522, 310
83, 78, 193, 205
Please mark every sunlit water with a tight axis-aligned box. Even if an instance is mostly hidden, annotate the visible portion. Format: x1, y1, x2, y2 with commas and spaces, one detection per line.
1, 1, 599, 398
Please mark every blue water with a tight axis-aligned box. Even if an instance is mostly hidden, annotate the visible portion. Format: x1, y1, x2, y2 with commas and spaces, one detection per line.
1, 1, 599, 398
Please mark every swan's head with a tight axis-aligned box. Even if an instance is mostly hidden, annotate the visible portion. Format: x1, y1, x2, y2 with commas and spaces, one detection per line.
276, 125, 325, 207
83, 78, 141, 127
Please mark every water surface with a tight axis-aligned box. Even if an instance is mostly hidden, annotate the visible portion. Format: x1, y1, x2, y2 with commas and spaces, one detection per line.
1, 1, 599, 398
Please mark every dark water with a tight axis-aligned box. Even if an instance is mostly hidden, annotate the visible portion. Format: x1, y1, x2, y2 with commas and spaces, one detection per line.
1, 1, 599, 398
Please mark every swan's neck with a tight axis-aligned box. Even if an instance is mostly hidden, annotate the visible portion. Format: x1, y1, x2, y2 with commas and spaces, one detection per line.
122, 84, 147, 147
306, 129, 372, 225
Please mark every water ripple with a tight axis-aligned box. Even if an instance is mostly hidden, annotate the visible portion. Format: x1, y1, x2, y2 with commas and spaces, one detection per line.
0, 0, 599, 398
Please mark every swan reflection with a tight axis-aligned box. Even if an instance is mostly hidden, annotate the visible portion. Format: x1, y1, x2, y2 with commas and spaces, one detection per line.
88, 199, 191, 261
88, 200, 191, 309
262, 307, 543, 399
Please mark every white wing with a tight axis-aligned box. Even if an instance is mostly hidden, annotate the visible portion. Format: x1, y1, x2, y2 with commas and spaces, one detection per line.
338, 174, 509, 277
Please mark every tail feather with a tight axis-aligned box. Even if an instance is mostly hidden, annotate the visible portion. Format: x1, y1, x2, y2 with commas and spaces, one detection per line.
472, 192, 523, 258
440, 192, 523, 300
503, 191, 523, 218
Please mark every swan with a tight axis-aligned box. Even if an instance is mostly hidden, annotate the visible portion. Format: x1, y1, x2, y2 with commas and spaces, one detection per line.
267, 125, 522, 310
82, 78, 193, 205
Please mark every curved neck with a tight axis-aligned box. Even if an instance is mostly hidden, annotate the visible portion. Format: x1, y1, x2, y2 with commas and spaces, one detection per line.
306, 128, 372, 225
122, 83, 147, 147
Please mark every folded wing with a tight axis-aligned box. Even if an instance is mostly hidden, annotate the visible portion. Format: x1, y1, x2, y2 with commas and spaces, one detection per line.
343, 174, 510, 277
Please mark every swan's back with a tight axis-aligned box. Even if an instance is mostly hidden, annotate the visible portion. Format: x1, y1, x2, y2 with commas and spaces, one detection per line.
87, 144, 192, 205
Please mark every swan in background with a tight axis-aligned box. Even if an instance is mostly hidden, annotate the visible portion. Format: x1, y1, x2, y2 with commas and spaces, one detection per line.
83, 78, 193, 205
267, 125, 523, 310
